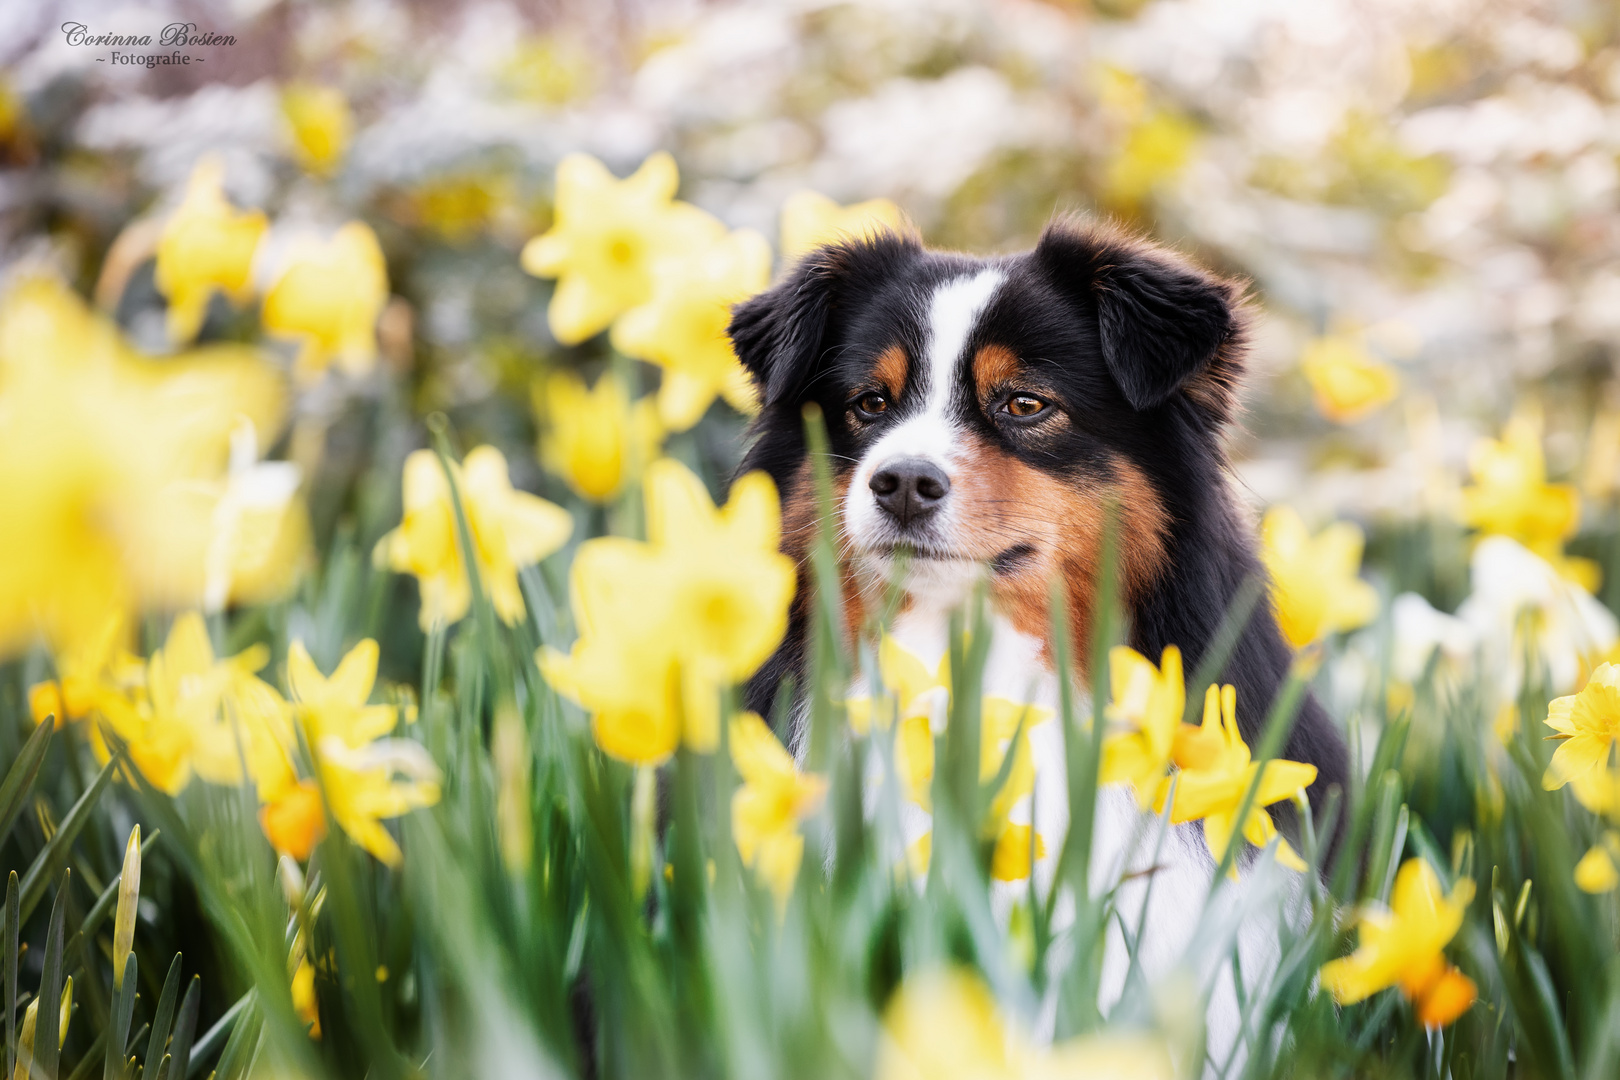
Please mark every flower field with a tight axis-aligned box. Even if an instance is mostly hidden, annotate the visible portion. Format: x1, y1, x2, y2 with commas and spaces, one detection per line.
3, 1, 1620, 1078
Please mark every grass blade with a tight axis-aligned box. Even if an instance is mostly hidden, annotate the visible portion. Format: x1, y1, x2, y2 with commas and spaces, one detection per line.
6, 870, 17, 1080
167, 977, 200, 1080
19, 758, 116, 924
104, 954, 135, 1080
184, 991, 250, 1080
0, 721, 53, 846
35, 869, 70, 1080
144, 954, 183, 1070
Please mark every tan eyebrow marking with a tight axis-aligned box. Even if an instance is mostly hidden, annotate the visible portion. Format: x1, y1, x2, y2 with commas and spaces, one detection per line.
972, 344, 1021, 401
871, 344, 909, 400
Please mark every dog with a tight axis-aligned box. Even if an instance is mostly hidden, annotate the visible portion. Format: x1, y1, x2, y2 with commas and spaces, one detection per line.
727, 218, 1349, 1050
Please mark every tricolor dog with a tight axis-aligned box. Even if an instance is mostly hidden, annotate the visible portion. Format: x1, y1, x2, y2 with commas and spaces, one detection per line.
726, 219, 1348, 1047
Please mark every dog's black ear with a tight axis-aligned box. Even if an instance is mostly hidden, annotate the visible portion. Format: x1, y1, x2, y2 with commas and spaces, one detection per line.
729, 232, 920, 408
1035, 221, 1243, 414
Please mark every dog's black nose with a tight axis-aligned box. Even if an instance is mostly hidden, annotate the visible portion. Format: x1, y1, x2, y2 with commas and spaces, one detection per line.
870, 458, 951, 526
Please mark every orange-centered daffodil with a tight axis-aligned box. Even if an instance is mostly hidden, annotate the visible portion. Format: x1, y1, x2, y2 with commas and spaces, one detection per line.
1319, 858, 1478, 1028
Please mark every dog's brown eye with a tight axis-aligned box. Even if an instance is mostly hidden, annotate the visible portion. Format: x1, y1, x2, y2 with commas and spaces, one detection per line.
1005, 394, 1046, 418
854, 392, 889, 417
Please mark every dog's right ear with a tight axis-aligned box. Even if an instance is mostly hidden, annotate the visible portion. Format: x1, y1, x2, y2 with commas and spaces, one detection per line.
728, 232, 920, 409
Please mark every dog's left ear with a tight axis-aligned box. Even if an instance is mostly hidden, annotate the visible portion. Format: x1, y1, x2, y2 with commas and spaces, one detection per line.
1035, 221, 1244, 417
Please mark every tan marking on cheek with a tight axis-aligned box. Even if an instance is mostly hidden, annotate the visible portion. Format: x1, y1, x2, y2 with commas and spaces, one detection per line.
948, 437, 1170, 677
779, 458, 866, 645
972, 344, 1022, 402
872, 344, 909, 400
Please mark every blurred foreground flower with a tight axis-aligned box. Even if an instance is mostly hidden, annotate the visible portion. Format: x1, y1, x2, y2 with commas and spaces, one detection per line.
876, 967, 1174, 1080
779, 190, 906, 261
1299, 333, 1399, 423
1574, 831, 1620, 893
1100, 644, 1184, 809
534, 371, 663, 501
315, 736, 441, 867
281, 84, 352, 176
730, 711, 827, 909
1319, 858, 1477, 1027
1543, 662, 1620, 780
92, 613, 294, 798
376, 446, 573, 630
1462, 413, 1590, 586
204, 417, 308, 612
262, 223, 389, 381
154, 157, 267, 344
522, 152, 724, 345
1261, 506, 1378, 649
28, 610, 141, 728
540, 459, 794, 763
1164, 684, 1316, 875
261, 779, 326, 861
0, 276, 283, 656
287, 638, 397, 748
613, 226, 771, 430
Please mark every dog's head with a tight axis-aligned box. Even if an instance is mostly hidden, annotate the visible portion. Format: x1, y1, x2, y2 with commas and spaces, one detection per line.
729, 218, 1248, 628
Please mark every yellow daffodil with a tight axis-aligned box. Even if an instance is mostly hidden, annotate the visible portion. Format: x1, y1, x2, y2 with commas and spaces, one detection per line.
1574, 832, 1620, 893
262, 223, 389, 381
261, 779, 327, 861
876, 967, 1175, 1080
1162, 684, 1317, 876
0, 277, 283, 658
28, 609, 142, 728
204, 417, 308, 612
153, 157, 267, 344
375, 445, 573, 630
287, 638, 398, 748
730, 711, 828, 909
1100, 644, 1184, 809
540, 459, 795, 762
521, 152, 725, 345
779, 190, 906, 261
989, 821, 1048, 883
612, 226, 772, 431
1261, 506, 1378, 649
1319, 858, 1477, 1027
1299, 333, 1400, 423
281, 84, 351, 176
314, 735, 441, 867
980, 696, 1050, 823
1543, 663, 1620, 796
1462, 413, 1582, 570
534, 370, 663, 502
93, 613, 295, 798
847, 634, 951, 736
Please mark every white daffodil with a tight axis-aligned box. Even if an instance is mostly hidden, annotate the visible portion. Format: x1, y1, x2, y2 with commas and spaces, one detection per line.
1390, 592, 1479, 685
1456, 536, 1617, 698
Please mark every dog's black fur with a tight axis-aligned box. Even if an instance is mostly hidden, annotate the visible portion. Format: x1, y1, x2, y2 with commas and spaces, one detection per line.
727, 219, 1348, 853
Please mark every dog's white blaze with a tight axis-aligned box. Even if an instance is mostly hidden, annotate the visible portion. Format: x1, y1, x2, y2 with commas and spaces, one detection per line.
844, 267, 1004, 556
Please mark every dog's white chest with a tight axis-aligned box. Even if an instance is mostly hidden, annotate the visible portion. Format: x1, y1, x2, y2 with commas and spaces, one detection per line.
851, 605, 1273, 1063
